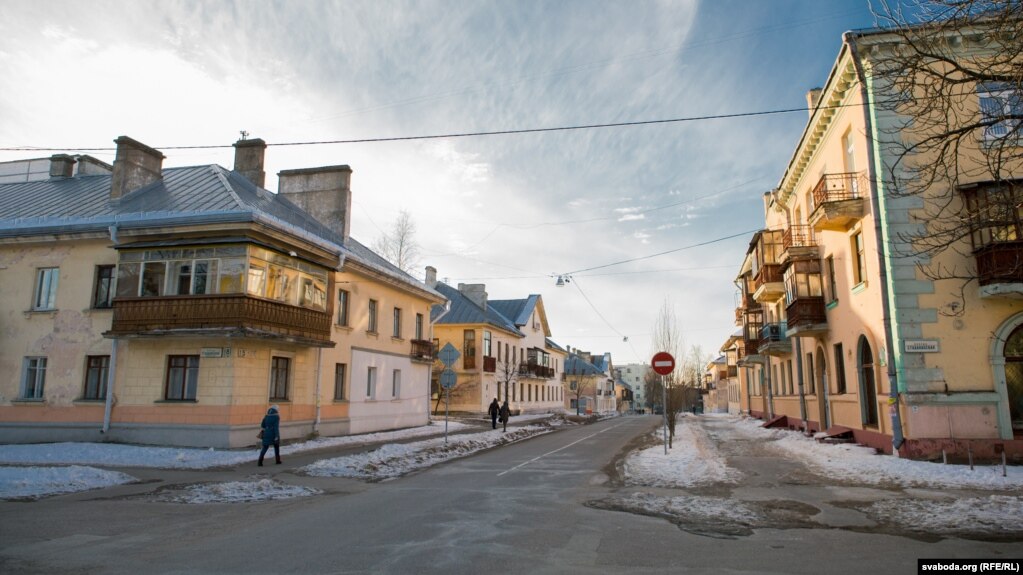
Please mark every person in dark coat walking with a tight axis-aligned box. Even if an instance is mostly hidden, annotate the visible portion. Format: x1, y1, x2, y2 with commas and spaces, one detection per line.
488, 398, 500, 429
499, 400, 511, 432
258, 405, 282, 466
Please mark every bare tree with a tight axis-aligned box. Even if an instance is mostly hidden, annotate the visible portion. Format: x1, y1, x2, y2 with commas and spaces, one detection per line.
496, 359, 518, 408
373, 210, 421, 275
651, 299, 687, 447
866, 1, 1023, 307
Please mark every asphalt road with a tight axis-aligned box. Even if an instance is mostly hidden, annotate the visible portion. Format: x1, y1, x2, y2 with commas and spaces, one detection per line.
1, 415, 1021, 574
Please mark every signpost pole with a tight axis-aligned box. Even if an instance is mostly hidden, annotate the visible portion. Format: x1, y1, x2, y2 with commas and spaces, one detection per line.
662, 374, 668, 455
445, 387, 450, 444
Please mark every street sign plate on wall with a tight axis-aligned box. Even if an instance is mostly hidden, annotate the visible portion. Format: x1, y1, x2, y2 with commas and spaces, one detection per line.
651, 351, 675, 376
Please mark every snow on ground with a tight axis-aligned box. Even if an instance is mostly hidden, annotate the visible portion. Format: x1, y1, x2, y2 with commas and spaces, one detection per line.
863, 494, 1023, 536
0, 465, 135, 500
732, 416, 1023, 490
0, 420, 472, 470
303, 424, 553, 481
623, 421, 742, 488
152, 479, 321, 504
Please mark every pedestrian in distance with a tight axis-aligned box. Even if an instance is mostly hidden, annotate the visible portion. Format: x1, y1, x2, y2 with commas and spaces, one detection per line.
488, 398, 500, 429
258, 405, 282, 466
499, 400, 511, 432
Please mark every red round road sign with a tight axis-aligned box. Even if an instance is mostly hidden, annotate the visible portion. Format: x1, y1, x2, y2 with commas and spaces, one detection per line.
651, 352, 675, 376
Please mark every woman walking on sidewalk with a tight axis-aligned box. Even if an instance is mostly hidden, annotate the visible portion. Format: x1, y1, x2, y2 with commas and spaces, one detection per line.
258, 405, 282, 466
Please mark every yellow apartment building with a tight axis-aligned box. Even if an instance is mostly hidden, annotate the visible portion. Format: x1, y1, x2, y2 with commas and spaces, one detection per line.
428, 275, 566, 415
733, 23, 1022, 460
0, 136, 444, 448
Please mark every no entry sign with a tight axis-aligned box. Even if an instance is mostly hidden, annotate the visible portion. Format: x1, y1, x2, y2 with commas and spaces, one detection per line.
651, 352, 675, 376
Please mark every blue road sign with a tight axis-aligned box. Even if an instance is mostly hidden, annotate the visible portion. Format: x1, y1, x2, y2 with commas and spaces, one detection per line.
438, 342, 460, 367
440, 368, 457, 389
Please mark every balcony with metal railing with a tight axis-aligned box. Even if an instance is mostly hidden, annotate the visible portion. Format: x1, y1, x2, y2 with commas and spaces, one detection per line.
808, 172, 866, 232
785, 297, 828, 336
781, 224, 819, 267
519, 362, 555, 379
758, 322, 791, 356
410, 339, 435, 363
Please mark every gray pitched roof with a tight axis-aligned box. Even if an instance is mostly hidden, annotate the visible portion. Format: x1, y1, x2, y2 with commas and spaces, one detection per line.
564, 354, 604, 376
0, 165, 440, 299
489, 295, 541, 327
430, 282, 523, 335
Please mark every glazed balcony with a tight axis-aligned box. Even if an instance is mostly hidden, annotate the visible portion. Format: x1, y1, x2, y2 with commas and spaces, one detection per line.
758, 322, 791, 356
108, 294, 333, 347
785, 296, 828, 336
976, 241, 1023, 298
809, 172, 866, 232
781, 225, 819, 267
741, 308, 764, 361
410, 339, 435, 363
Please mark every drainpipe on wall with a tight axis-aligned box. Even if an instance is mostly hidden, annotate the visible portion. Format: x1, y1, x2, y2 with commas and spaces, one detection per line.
102, 225, 119, 434
314, 347, 322, 435
846, 33, 906, 452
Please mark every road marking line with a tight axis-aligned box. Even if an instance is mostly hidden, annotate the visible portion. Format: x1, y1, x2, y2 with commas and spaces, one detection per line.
497, 421, 629, 476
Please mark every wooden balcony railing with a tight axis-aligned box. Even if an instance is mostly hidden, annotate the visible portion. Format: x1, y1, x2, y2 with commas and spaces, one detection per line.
519, 362, 555, 379
753, 264, 783, 290
976, 241, 1023, 286
483, 356, 497, 373
410, 339, 435, 362
786, 296, 827, 330
109, 294, 332, 345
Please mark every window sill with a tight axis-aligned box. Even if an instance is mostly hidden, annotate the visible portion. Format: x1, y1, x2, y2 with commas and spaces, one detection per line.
391, 336, 405, 343
366, 331, 379, 338
86, 306, 113, 313
332, 399, 349, 404
12, 398, 46, 405
23, 309, 57, 318
851, 282, 867, 295
335, 324, 352, 332
154, 399, 198, 404
825, 299, 839, 310
73, 398, 106, 404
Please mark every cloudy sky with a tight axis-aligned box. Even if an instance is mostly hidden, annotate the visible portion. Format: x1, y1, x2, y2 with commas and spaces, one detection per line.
0, 0, 875, 365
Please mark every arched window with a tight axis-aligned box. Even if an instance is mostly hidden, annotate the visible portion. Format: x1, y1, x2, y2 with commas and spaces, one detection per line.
858, 335, 878, 426
1003, 324, 1023, 431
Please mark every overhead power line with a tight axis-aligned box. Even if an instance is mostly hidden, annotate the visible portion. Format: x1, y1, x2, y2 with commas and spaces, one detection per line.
562, 229, 759, 276
0, 102, 864, 153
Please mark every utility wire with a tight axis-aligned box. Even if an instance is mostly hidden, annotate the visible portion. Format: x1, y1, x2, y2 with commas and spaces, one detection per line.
562, 228, 759, 276
0, 101, 866, 152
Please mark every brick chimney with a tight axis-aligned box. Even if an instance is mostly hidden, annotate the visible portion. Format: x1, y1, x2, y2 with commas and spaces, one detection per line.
806, 88, 822, 119
425, 266, 438, 288
110, 136, 165, 200
233, 138, 266, 188
278, 165, 353, 242
49, 154, 76, 179
458, 283, 487, 311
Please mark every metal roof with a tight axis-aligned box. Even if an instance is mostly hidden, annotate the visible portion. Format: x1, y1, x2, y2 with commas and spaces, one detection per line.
430, 282, 523, 336
0, 164, 440, 299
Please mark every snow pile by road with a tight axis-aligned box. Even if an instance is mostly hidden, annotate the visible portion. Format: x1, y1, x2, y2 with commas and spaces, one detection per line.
623, 422, 742, 487
304, 425, 552, 480
734, 417, 1023, 490
0, 421, 472, 470
0, 465, 135, 500
152, 478, 321, 504
863, 494, 1023, 537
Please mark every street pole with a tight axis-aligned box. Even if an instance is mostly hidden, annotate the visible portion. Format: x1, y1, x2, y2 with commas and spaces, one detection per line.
445, 387, 449, 444
662, 374, 668, 455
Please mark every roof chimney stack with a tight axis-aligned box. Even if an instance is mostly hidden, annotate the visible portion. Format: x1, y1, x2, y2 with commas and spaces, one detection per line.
425, 266, 438, 288
233, 138, 267, 188
457, 283, 488, 311
48, 154, 76, 179
278, 165, 353, 243
110, 136, 165, 200
806, 88, 822, 119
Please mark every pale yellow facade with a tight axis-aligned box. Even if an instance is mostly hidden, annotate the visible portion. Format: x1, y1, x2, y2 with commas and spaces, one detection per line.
733, 27, 1023, 460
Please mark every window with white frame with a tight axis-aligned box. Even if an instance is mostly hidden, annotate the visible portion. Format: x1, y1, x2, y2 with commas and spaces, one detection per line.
367, 366, 377, 399
392, 369, 401, 397
22, 357, 47, 399
269, 356, 290, 401
34, 268, 59, 310
978, 82, 1022, 140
